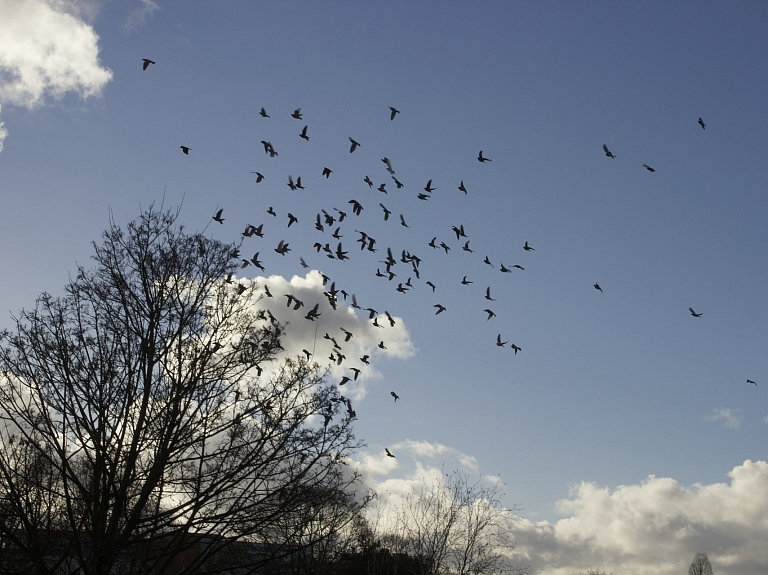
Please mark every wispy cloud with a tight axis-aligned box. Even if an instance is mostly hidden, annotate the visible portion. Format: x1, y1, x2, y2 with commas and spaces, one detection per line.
0, 0, 112, 150
124, 0, 159, 33
704, 407, 741, 428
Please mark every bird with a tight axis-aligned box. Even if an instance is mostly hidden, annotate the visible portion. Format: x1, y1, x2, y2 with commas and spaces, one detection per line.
180, 146, 191, 155
458, 181, 467, 194
364, 176, 373, 188
339, 376, 351, 386
424, 180, 436, 193
259, 107, 269, 118
379, 203, 392, 221
483, 256, 493, 267
378, 183, 387, 194
212, 209, 224, 224
499, 263, 511, 273
603, 144, 616, 159
385, 311, 396, 326
267, 207, 277, 217
523, 241, 535, 251
299, 125, 309, 140
322, 167, 332, 178
594, 283, 602, 292
399, 214, 409, 228
461, 276, 473, 285
349, 138, 360, 153
250, 253, 264, 271
382, 157, 394, 174
483, 309, 496, 320
643, 164, 655, 172
389, 107, 400, 121
391, 391, 399, 401
302, 349, 312, 359
496, 334, 508, 347
291, 108, 302, 119
485, 287, 495, 301
261, 141, 277, 156
698, 117, 706, 130
299, 257, 309, 269
747, 379, 757, 385
426, 281, 436, 292
385, 448, 395, 458
350, 367, 361, 380
360, 355, 370, 365
378, 341, 387, 350
142, 58, 155, 70
462, 241, 473, 253
434, 304, 446, 315
510, 344, 521, 355
274, 240, 290, 255
287, 213, 298, 227
477, 150, 491, 163
251, 171, 264, 183
349, 200, 363, 216
392, 177, 404, 188
287, 175, 297, 190
689, 307, 703, 317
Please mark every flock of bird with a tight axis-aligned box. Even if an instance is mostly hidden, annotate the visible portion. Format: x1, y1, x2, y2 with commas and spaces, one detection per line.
140, 58, 756, 458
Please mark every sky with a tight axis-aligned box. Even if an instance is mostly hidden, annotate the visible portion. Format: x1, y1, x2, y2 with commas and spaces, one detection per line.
1, 1, 768, 573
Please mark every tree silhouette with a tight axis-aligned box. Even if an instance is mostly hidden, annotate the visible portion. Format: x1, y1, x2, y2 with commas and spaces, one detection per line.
0, 205, 362, 575
689, 552, 714, 575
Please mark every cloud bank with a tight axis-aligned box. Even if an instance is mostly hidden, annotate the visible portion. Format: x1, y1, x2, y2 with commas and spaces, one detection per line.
0, 0, 113, 149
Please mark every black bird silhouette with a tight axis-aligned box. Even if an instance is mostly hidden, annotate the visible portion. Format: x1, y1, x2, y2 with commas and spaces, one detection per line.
380, 203, 391, 221
429, 237, 438, 249
267, 207, 277, 217
260, 107, 269, 118
389, 107, 400, 121
523, 241, 534, 251
291, 108, 302, 119
299, 257, 309, 269
594, 283, 602, 292
315, 214, 324, 232
360, 355, 370, 365
299, 125, 309, 140
302, 349, 312, 359
275, 240, 290, 255
499, 263, 511, 273
461, 276, 473, 285
378, 183, 387, 193
350, 367, 361, 380
305, 303, 321, 321
496, 334, 508, 347
391, 391, 399, 401
462, 241, 473, 253
417, 193, 430, 201
335, 208, 347, 221
393, 177, 404, 188
747, 379, 757, 385
483, 309, 496, 320
349, 138, 360, 153
643, 164, 655, 172
484, 256, 493, 267
322, 167, 332, 178
364, 176, 374, 188
485, 287, 495, 301
434, 304, 446, 314
349, 200, 363, 216
424, 179, 436, 193
458, 180, 467, 194
385, 311, 396, 326
251, 171, 264, 183
142, 58, 155, 70
477, 150, 491, 163
378, 341, 386, 350
250, 253, 264, 271
287, 213, 298, 227
340, 328, 353, 342
689, 307, 703, 317
385, 448, 395, 458
180, 146, 191, 154
261, 141, 277, 156
698, 117, 706, 130
603, 144, 616, 159
439, 242, 450, 254
382, 157, 394, 174
400, 214, 409, 228
426, 281, 436, 291
295, 176, 305, 190
212, 209, 224, 224
510, 344, 521, 355
287, 175, 297, 190
339, 376, 351, 386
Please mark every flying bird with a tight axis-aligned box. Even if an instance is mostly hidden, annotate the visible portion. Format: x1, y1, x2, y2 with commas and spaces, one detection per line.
426, 281, 436, 291
477, 150, 491, 163
510, 344, 521, 355
643, 164, 655, 172
458, 180, 467, 194
483, 309, 496, 321
485, 287, 495, 301
382, 157, 394, 174
274, 240, 290, 255
299, 125, 309, 140
400, 214, 409, 228
291, 108, 302, 119
379, 203, 391, 221
496, 334, 508, 347
391, 391, 399, 401
349, 138, 361, 153
385, 448, 395, 458
434, 304, 446, 315
212, 209, 224, 224
689, 307, 703, 317
322, 167, 332, 178
603, 144, 616, 159
180, 146, 191, 155
142, 58, 155, 70
251, 171, 264, 183
698, 117, 706, 130
461, 276, 473, 285
523, 241, 535, 251
364, 176, 373, 188
747, 379, 757, 385
389, 107, 400, 120
594, 283, 602, 292
424, 179, 436, 193
287, 213, 298, 227
259, 107, 269, 118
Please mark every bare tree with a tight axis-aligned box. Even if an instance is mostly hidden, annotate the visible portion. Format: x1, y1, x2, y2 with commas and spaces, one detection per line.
0, 206, 362, 575
689, 552, 714, 575
383, 470, 521, 575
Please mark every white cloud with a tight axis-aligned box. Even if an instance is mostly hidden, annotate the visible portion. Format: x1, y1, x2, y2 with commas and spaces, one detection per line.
0, 105, 7, 152
237, 270, 415, 401
705, 407, 741, 428
0, 0, 112, 149
124, 0, 159, 32
509, 460, 768, 575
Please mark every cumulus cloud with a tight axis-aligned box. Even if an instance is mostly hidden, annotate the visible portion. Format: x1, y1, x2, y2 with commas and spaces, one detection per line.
705, 407, 741, 428
0, 0, 112, 149
237, 270, 414, 401
509, 460, 768, 575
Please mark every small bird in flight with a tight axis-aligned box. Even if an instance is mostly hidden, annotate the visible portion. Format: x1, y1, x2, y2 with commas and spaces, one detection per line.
385, 448, 395, 458
458, 180, 467, 194
300, 125, 309, 140
483, 309, 496, 320
747, 379, 757, 385
391, 391, 399, 401
594, 283, 602, 292
434, 304, 446, 315
523, 241, 535, 251
698, 117, 706, 130
322, 167, 332, 178
689, 307, 703, 317
260, 107, 269, 118
349, 138, 361, 153
142, 58, 155, 70
389, 107, 400, 121
212, 209, 224, 224
291, 108, 303, 119
603, 144, 616, 159
251, 171, 264, 183
180, 146, 191, 154
496, 334, 508, 347
643, 164, 655, 172
477, 150, 491, 163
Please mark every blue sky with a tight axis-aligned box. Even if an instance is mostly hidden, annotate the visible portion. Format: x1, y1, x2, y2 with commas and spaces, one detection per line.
1, 2, 768, 573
